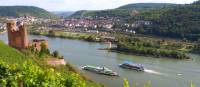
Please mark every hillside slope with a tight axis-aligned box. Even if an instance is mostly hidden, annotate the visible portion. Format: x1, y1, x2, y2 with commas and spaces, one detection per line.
138, 1, 200, 40
118, 3, 179, 9
70, 3, 179, 18
0, 40, 26, 64
71, 9, 130, 18
0, 6, 58, 19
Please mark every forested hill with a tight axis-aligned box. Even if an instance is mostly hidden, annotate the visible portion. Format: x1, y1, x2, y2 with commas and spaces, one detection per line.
118, 3, 179, 9
70, 3, 179, 18
70, 9, 130, 18
137, 0, 200, 41
0, 6, 58, 19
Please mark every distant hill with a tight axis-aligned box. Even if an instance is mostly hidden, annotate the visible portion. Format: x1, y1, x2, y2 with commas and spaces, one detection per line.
70, 10, 88, 17
52, 11, 74, 17
0, 6, 58, 19
70, 9, 130, 18
70, 3, 179, 18
118, 3, 179, 9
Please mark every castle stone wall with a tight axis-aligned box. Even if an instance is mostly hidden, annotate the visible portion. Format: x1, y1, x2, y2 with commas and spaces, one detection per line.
7, 20, 28, 49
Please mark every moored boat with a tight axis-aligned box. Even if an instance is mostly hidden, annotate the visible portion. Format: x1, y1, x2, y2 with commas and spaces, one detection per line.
82, 65, 119, 76
119, 61, 144, 71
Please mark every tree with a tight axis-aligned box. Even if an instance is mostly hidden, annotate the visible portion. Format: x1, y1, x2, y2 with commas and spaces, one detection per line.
52, 50, 59, 57
38, 42, 48, 57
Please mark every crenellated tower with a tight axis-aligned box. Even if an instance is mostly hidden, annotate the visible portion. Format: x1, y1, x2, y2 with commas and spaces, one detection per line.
7, 20, 28, 49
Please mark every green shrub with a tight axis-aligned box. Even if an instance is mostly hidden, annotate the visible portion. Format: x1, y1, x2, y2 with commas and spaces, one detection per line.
52, 50, 59, 58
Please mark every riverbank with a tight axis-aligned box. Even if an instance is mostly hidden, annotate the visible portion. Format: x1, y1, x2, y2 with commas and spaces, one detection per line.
0, 30, 6, 34
113, 34, 193, 59
30, 30, 102, 42
110, 47, 190, 59
31, 30, 194, 59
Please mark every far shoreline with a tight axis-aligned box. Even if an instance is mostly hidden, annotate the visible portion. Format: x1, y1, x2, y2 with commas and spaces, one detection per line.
0, 30, 6, 34
29, 31, 192, 60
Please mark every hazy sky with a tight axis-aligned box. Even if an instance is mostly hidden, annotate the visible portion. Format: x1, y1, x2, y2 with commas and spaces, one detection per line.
0, 0, 197, 11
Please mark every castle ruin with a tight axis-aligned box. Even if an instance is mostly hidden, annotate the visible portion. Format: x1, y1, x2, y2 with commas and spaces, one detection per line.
7, 20, 48, 51
7, 20, 28, 49
32, 39, 48, 51
6, 20, 64, 66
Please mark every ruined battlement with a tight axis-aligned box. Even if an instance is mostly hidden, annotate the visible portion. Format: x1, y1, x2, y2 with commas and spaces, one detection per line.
31, 39, 48, 51
7, 20, 28, 49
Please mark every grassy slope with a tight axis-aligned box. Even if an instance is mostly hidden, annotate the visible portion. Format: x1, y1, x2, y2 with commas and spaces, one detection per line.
0, 40, 27, 64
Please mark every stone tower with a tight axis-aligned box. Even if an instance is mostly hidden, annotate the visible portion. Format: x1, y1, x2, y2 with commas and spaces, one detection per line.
7, 20, 28, 49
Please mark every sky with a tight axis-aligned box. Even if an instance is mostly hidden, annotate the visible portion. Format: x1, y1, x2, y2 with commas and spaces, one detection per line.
0, 0, 197, 11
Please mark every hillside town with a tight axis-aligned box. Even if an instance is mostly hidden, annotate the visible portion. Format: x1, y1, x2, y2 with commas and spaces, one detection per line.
0, 15, 152, 36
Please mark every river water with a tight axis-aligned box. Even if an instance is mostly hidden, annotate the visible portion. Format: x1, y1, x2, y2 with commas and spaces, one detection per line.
0, 33, 200, 87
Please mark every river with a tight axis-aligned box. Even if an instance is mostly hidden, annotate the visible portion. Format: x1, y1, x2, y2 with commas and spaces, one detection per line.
0, 33, 200, 87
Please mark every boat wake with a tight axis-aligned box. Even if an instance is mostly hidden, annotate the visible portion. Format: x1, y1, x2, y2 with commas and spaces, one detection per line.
144, 69, 166, 76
